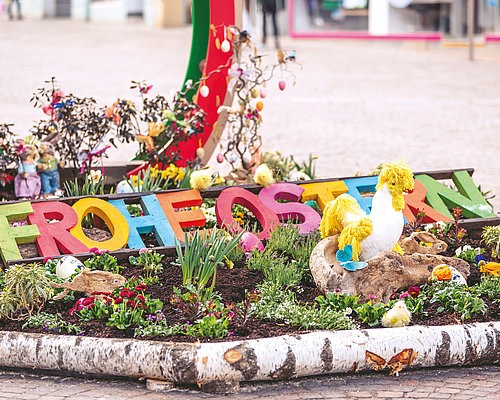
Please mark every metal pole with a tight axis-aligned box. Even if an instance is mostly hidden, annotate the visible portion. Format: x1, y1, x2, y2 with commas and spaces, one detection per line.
468, 0, 474, 61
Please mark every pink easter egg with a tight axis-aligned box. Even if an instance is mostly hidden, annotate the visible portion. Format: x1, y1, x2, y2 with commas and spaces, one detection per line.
216, 153, 224, 163
260, 88, 267, 98
278, 80, 286, 91
240, 232, 264, 252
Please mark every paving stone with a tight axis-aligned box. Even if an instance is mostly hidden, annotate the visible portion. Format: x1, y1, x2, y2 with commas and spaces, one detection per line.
376, 391, 405, 397
428, 393, 451, 399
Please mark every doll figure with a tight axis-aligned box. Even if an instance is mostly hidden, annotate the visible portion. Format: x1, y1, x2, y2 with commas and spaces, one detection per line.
38, 142, 64, 196
14, 144, 41, 198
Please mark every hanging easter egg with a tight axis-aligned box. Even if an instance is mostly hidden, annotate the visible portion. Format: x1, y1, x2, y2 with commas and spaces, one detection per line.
260, 88, 267, 98
216, 153, 224, 163
240, 232, 264, 252
196, 147, 205, 158
242, 151, 252, 164
200, 85, 210, 97
278, 80, 286, 91
221, 39, 231, 53
56, 256, 84, 279
250, 88, 259, 98
229, 154, 238, 163
256, 101, 264, 111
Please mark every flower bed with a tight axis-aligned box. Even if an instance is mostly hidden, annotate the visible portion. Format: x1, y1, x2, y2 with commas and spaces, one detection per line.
0, 220, 498, 343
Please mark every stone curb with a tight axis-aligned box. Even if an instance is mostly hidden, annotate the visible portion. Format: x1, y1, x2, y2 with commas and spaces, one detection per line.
0, 322, 498, 392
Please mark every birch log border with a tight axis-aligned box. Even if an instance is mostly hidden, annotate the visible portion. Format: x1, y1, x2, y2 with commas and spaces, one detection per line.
0, 322, 498, 387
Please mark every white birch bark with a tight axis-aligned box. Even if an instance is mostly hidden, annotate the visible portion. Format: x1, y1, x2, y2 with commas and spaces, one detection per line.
0, 322, 498, 386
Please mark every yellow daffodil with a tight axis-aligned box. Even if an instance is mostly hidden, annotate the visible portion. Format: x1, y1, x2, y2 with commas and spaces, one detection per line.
147, 122, 165, 137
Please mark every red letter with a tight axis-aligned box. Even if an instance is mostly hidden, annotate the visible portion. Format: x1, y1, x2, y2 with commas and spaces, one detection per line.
28, 202, 89, 257
215, 187, 280, 240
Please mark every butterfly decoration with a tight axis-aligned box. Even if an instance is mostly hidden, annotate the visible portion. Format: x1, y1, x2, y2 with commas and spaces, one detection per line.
365, 348, 418, 376
336, 244, 368, 272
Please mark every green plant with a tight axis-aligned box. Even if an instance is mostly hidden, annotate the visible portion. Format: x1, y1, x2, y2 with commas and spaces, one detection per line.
252, 281, 357, 330
127, 204, 143, 217
455, 245, 484, 263
22, 312, 83, 335
266, 223, 300, 255
316, 290, 360, 313
175, 228, 244, 294
426, 281, 487, 320
129, 249, 164, 284
264, 258, 303, 287
473, 275, 500, 299
63, 170, 107, 197
0, 263, 53, 319
291, 154, 318, 180
84, 252, 122, 274
355, 301, 388, 327
481, 225, 500, 258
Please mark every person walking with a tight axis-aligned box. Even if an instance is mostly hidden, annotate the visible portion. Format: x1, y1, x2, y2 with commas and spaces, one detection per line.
260, 0, 280, 49
6, 0, 23, 20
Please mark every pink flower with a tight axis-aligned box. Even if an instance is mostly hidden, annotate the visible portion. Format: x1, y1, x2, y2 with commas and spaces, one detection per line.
96, 249, 109, 255
51, 90, 65, 104
400, 293, 409, 299
368, 295, 376, 300
114, 298, 124, 304
69, 307, 77, 316
89, 247, 99, 253
43, 257, 53, 263
138, 248, 150, 254
42, 104, 54, 117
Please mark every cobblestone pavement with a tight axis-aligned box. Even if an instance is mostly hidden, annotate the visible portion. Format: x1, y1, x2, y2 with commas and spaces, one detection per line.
0, 365, 498, 399
1, 19, 499, 211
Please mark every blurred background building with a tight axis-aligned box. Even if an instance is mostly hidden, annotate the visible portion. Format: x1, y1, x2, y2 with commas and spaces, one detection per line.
10, 0, 500, 41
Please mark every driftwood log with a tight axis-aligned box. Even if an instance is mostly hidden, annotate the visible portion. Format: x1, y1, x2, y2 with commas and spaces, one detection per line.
309, 235, 470, 303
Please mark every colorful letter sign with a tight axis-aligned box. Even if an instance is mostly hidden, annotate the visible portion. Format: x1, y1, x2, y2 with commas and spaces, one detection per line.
259, 182, 321, 234
28, 202, 89, 257
215, 186, 280, 240
71, 198, 129, 251
0, 202, 40, 263
109, 195, 176, 249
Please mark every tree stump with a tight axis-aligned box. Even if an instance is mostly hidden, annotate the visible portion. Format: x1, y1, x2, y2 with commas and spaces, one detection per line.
309, 235, 470, 303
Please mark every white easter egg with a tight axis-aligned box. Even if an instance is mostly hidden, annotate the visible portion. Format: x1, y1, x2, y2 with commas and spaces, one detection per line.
200, 85, 210, 97
56, 256, 84, 279
196, 147, 205, 158
221, 39, 231, 53
116, 179, 134, 193
242, 151, 252, 164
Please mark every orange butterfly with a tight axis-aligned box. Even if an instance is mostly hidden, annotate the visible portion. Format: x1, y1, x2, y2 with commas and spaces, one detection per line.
365, 348, 418, 376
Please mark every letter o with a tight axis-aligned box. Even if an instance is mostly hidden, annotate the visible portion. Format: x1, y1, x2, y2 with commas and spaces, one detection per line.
70, 198, 129, 251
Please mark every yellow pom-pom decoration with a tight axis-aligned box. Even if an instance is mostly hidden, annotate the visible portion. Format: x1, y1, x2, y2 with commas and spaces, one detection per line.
253, 164, 275, 187
189, 170, 213, 191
